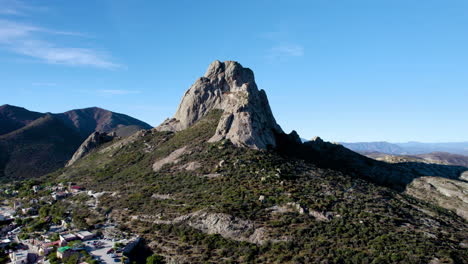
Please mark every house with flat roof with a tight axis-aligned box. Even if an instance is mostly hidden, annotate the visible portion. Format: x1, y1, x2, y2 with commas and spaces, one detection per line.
9, 250, 29, 264
52, 192, 69, 200
60, 233, 78, 243
75, 230, 94, 241
57, 246, 73, 259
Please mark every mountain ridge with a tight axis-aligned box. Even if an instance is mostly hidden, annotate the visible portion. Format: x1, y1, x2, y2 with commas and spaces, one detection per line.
342, 141, 468, 155
0, 105, 152, 180
46, 60, 468, 263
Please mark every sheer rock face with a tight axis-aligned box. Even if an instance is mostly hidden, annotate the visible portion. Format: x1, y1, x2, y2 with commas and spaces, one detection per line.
157, 60, 283, 149
66, 132, 115, 167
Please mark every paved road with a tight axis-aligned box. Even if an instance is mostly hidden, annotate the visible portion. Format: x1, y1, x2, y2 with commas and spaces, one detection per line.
86, 239, 119, 264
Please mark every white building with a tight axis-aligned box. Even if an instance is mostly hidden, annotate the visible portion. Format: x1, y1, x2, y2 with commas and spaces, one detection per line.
59, 233, 78, 243
75, 230, 94, 241
9, 250, 29, 264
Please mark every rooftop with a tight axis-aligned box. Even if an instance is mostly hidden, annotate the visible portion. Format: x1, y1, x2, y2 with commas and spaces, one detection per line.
76, 230, 93, 235
58, 246, 71, 253
61, 234, 77, 239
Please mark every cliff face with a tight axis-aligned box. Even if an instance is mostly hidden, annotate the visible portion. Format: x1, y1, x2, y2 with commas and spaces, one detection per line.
157, 60, 283, 149
66, 132, 116, 167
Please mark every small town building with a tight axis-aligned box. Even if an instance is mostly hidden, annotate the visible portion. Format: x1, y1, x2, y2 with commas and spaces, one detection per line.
70, 186, 83, 193
123, 237, 141, 255
13, 201, 22, 209
21, 207, 37, 215
60, 233, 78, 243
52, 192, 69, 200
57, 246, 73, 259
32, 185, 40, 193
9, 250, 29, 264
0, 238, 11, 249
39, 240, 60, 256
75, 230, 94, 240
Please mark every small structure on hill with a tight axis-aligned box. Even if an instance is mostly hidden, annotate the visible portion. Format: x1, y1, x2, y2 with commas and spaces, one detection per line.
75, 230, 94, 241
60, 233, 78, 243
9, 250, 29, 264
57, 246, 73, 259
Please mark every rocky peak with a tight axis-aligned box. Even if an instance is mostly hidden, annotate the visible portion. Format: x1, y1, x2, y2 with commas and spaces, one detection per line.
157, 60, 283, 149
66, 131, 116, 167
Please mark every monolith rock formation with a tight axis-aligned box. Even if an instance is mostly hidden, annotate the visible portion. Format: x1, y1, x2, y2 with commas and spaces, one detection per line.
157, 60, 284, 149
66, 131, 116, 167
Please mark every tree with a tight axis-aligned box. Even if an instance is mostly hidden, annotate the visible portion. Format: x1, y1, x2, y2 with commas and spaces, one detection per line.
64, 253, 80, 264
146, 254, 164, 264
39, 206, 50, 218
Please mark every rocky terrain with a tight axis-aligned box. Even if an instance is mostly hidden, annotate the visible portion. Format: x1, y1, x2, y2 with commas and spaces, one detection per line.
66, 132, 117, 167
364, 151, 468, 167
363, 151, 468, 221
43, 61, 468, 263
156, 60, 283, 149
406, 176, 468, 220
0, 105, 151, 180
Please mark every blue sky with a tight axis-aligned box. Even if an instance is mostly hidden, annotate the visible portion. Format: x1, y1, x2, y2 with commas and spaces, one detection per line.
0, 0, 467, 142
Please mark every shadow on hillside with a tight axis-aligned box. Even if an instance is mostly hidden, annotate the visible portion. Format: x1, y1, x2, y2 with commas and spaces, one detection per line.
275, 133, 468, 192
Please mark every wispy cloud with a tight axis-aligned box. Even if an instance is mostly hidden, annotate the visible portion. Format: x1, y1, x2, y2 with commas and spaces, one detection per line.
97, 89, 141, 95
0, 0, 40, 15
268, 44, 304, 59
262, 26, 305, 60
0, 1, 120, 69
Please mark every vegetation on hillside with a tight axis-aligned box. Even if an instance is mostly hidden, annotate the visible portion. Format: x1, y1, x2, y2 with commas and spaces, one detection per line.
10, 110, 466, 263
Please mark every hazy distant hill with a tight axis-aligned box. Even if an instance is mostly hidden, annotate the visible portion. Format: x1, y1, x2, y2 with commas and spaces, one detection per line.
397, 141, 468, 155
364, 151, 468, 169
340, 141, 405, 154
342, 141, 468, 155
0, 104, 152, 180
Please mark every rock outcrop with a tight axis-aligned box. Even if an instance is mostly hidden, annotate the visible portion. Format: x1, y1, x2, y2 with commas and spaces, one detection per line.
66, 132, 115, 167
157, 60, 283, 149
152, 146, 188, 171
406, 176, 468, 221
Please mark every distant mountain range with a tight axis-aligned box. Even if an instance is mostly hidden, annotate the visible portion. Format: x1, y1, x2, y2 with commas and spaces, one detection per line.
0, 104, 152, 180
364, 151, 468, 168
341, 141, 468, 155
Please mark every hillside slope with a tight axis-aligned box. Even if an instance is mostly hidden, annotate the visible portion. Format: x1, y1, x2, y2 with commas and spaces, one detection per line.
49, 61, 468, 263
51, 110, 468, 263
0, 114, 82, 180
0, 105, 152, 180
363, 151, 468, 221
0, 104, 44, 135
